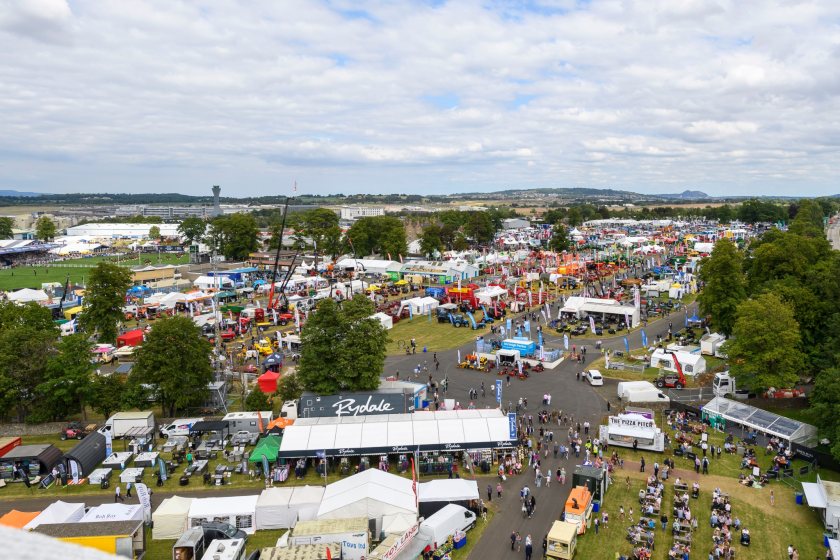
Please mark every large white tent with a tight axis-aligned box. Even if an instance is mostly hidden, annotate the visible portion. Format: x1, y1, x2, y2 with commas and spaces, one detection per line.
288, 486, 325, 524
80, 504, 144, 523
371, 312, 394, 330
399, 296, 440, 316
152, 495, 195, 540
256, 487, 296, 530
7, 288, 49, 303
317, 470, 417, 535
23, 501, 85, 531
188, 495, 259, 534
418, 479, 479, 503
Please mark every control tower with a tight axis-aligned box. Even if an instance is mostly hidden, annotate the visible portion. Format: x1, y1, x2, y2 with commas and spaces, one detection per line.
210, 185, 222, 217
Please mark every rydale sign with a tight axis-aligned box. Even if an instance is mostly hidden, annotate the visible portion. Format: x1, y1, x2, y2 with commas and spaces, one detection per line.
333, 395, 396, 417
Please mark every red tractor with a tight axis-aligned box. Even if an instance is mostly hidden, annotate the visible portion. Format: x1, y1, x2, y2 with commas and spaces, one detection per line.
654, 351, 687, 389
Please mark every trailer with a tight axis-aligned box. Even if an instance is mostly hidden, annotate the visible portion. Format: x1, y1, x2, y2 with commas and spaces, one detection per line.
291, 517, 370, 560
100, 411, 155, 439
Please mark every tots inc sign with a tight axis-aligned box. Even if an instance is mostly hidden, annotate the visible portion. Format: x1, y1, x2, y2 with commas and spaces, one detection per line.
609, 414, 655, 430
333, 395, 397, 417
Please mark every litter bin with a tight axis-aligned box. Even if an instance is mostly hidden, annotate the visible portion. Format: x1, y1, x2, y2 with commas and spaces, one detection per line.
592, 500, 600, 513
795, 492, 803, 505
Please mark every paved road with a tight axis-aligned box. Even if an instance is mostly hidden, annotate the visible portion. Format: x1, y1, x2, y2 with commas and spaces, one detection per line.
828, 218, 840, 250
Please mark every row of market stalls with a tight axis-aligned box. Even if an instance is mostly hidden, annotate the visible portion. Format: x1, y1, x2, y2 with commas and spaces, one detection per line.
278, 409, 516, 459
150, 470, 480, 540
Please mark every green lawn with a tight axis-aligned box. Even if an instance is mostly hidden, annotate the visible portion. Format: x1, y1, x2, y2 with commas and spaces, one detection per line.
0, 253, 188, 290
386, 312, 493, 355
576, 467, 825, 560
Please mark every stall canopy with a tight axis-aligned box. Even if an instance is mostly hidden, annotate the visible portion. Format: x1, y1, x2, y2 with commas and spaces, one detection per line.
702, 396, 818, 445
256, 487, 295, 530
372, 312, 394, 330
258, 371, 280, 394
7, 288, 49, 303
316, 470, 417, 522
81, 504, 144, 523
0, 510, 40, 529
249, 435, 282, 464
418, 479, 479, 503
288, 486, 325, 524
189, 420, 229, 437
0, 436, 21, 458
116, 329, 144, 348
278, 409, 515, 459
23, 501, 85, 531
188, 495, 259, 534
64, 432, 107, 478
0, 444, 63, 478
152, 495, 195, 540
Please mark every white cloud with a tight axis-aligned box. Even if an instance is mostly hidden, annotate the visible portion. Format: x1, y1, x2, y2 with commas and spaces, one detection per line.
0, 0, 839, 196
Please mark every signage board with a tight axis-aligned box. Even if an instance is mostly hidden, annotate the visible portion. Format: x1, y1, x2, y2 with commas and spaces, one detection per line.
495, 380, 502, 403
299, 392, 411, 418
508, 413, 517, 439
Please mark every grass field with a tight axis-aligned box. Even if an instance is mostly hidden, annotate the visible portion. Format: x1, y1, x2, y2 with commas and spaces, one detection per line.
0, 253, 189, 291
385, 312, 492, 355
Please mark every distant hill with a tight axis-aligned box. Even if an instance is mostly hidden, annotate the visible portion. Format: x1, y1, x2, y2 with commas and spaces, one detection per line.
0, 189, 46, 197
657, 190, 710, 200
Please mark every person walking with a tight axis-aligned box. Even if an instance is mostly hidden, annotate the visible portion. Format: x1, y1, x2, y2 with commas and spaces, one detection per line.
487, 484, 493, 502
770, 490, 775, 506
125, 481, 133, 498
545, 468, 551, 488
510, 531, 519, 551
524, 534, 533, 560
114, 485, 124, 503
497, 482, 503, 498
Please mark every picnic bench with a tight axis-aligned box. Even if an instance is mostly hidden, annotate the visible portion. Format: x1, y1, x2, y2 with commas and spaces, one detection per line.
674, 482, 688, 492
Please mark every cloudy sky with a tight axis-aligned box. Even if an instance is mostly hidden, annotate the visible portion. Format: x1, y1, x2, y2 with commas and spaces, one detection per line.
1, 0, 839, 197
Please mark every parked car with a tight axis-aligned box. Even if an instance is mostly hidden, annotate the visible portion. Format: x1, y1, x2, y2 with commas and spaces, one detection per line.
201, 521, 247, 542
585, 369, 604, 386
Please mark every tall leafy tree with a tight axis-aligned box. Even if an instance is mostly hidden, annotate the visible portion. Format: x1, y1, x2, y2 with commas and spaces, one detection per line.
697, 240, 746, 336
148, 225, 161, 239
295, 208, 343, 258
549, 224, 571, 252
88, 374, 126, 420
722, 293, 804, 391
80, 263, 132, 344
208, 213, 260, 260
0, 216, 13, 239
0, 302, 58, 421
130, 315, 213, 416
35, 215, 57, 241
37, 334, 95, 421
810, 368, 840, 461
463, 212, 494, 243
788, 199, 825, 237
298, 295, 387, 394
419, 224, 444, 258
346, 216, 407, 258
177, 216, 207, 245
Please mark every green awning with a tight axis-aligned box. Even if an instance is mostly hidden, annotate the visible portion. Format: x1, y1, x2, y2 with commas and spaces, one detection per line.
249, 435, 282, 463
215, 291, 236, 299
220, 305, 245, 314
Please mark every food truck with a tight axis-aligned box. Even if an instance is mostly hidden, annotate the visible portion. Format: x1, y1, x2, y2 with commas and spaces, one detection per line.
564, 486, 593, 535
546, 520, 578, 559
598, 413, 666, 452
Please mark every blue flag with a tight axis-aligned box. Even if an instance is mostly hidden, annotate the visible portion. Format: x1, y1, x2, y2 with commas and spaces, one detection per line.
524, 321, 531, 333
641, 329, 648, 347
506, 318, 512, 332
563, 334, 569, 350
538, 332, 543, 347
624, 336, 630, 353
684, 312, 689, 327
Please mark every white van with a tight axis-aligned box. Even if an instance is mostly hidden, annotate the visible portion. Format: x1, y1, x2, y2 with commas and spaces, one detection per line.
420, 504, 476, 548
200, 538, 245, 560
160, 418, 204, 438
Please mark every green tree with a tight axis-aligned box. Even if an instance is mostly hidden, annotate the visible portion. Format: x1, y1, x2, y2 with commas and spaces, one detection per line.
177, 216, 207, 245
130, 315, 213, 416
276, 372, 303, 403
463, 212, 494, 243
0, 302, 58, 421
298, 295, 387, 394
549, 224, 571, 252
80, 263, 132, 344
419, 224, 444, 258
697, 240, 746, 336
296, 208, 343, 258
345, 216, 407, 258
566, 207, 583, 226
810, 367, 840, 461
723, 293, 804, 391
148, 225, 161, 239
88, 374, 125, 420
245, 388, 273, 411
788, 199, 825, 237
208, 213, 260, 260
0, 217, 13, 239
37, 334, 95, 421
35, 215, 57, 241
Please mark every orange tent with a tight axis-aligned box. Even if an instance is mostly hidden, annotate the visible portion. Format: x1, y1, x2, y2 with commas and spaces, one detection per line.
266, 417, 295, 434
0, 510, 40, 529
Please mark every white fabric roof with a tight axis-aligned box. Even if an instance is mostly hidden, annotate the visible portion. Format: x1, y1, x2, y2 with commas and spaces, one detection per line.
802, 482, 828, 509
317, 470, 417, 521
23, 501, 85, 530
189, 495, 258, 519
474, 286, 507, 303
372, 312, 394, 330
152, 495, 194, 540
80, 504, 144, 523
7, 288, 49, 303
418, 479, 479, 503
256, 487, 296, 530
288, 486, 325, 523
279, 409, 514, 457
